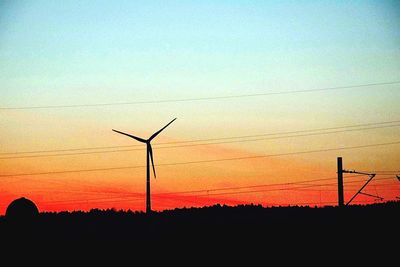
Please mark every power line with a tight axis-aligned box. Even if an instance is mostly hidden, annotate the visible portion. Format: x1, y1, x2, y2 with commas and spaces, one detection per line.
157, 175, 363, 195
3, 124, 399, 159
36, 177, 396, 205
369, 173, 399, 176
2, 119, 398, 155
1, 81, 399, 110
41, 196, 144, 205
38, 181, 398, 202
40, 186, 322, 205
360, 170, 400, 173
156, 175, 340, 195
4, 172, 363, 195
288, 187, 400, 192
39, 194, 396, 207
1, 120, 399, 159
191, 184, 363, 197
16, 173, 393, 198
189, 177, 396, 197
15, 171, 392, 203
28, 179, 345, 204
10, 174, 397, 207
1, 140, 399, 177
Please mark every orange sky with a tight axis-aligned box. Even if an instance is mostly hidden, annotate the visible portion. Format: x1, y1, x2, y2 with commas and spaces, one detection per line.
1, 131, 399, 215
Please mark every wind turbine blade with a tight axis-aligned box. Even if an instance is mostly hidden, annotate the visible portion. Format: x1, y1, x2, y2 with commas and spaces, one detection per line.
112, 129, 147, 143
149, 118, 177, 141
148, 145, 156, 178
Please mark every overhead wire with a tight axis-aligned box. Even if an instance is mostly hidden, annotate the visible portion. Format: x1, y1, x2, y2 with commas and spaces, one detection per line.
1, 81, 399, 110
1, 122, 400, 159
1, 140, 399, 177
2, 119, 399, 156
2, 81, 399, 209
19, 177, 397, 206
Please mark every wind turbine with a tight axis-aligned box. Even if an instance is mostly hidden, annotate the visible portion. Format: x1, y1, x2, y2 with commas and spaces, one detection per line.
112, 118, 176, 213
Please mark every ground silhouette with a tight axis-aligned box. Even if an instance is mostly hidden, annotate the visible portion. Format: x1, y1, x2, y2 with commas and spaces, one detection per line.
1, 201, 398, 245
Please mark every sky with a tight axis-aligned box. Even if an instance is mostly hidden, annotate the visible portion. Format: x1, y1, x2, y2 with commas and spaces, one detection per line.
1, 0, 400, 214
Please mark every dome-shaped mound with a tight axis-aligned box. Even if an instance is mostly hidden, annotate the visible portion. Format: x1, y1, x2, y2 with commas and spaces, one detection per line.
6, 197, 39, 221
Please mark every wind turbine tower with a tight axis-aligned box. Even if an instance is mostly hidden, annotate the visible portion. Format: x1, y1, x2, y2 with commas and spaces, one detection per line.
113, 118, 176, 213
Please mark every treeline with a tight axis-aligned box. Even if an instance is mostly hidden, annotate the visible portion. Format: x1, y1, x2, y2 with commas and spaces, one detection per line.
1, 202, 399, 242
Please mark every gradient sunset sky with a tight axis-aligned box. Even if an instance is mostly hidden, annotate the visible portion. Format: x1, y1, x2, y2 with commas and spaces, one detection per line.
1, 0, 400, 214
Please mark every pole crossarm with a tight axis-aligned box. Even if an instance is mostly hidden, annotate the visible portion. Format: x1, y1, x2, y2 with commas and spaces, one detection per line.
343, 169, 375, 176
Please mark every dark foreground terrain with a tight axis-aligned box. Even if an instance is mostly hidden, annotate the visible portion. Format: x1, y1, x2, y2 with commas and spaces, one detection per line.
1, 202, 399, 245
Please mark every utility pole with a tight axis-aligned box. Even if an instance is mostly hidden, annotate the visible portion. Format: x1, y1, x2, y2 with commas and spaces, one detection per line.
337, 157, 344, 207
336, 157, 380, 206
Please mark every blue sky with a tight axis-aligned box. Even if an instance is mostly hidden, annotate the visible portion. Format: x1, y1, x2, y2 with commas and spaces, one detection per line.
0, 0, 399, 145
1, 1, 399, 105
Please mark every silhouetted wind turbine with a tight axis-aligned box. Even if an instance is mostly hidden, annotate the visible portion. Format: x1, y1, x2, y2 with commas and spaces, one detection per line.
112, 118, 176, 213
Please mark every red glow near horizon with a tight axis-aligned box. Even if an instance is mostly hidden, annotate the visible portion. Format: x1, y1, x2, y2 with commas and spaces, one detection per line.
1, 172, 398, 215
